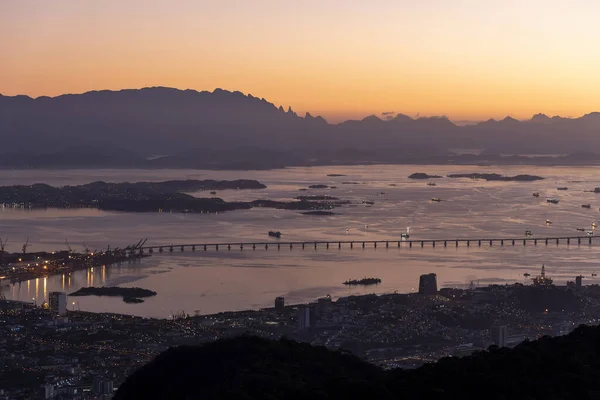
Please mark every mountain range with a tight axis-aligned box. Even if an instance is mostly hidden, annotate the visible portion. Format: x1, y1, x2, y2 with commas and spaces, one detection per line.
2, 87, 600, 168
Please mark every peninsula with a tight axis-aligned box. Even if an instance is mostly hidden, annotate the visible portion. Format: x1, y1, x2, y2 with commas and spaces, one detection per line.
446, 173, 544, 181
343, 278, 382, 286
0, 181, 346, 214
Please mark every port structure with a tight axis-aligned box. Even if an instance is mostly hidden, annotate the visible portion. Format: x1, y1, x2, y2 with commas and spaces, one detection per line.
112, 235, 599, 254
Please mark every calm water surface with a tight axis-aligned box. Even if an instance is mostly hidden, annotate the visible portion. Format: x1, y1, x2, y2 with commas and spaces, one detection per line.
2, 165, 600, 317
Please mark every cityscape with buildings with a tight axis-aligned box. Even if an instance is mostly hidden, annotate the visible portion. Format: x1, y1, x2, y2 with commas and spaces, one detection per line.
2, 268, 600, 398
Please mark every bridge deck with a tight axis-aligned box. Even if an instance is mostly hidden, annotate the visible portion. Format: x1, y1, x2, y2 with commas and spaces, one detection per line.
126, 235, 599, 252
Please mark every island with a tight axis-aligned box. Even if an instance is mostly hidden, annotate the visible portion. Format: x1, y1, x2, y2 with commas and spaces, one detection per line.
342, 181, 360, 185
295, 195, 340, 201
301, 211, 338, 216
0, 181, 348, 214
343, 278, 382, 286
408, 173, 442, 179
446, 173, 544, 181
70, 286, 157, 303
308, 184, 328, 189
326, 174, 346, 177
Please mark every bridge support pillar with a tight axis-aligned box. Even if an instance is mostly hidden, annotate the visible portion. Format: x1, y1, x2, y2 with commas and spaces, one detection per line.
149, 248, 153, 253
421, 241, 424, 248
314, 242, 317, 249
362, 242, 365, 248
240, 244, 243, 250
398, 241, 401, 248
467, 240, 470, 247
302, 243, 305, 249
339, 242, 341, 249
216, 244, 219, 251
589, 237, 592, 245
489, 240, 493, 246
534, 239, 537, 245
386, 241, 389, 248
409, 241, 412, 248
180, 246, 184, 252
478, 240, 481, 247
567, 238, 570, 245
556, 238, 559, 245
432, 241, 436, 247
444, 241, 447, 247
374, 242, 377, 248
169, 246, 174, 253
159, 247, 163, 253
578, 238, 581, 245
545, 239, 548, 245
252, 244, 256, 250
523, 239, 526, 246
204, 245, 207, 251
512, 240, 515, 246
326, 242, 329, 249
500, 240, 504, 246
192, 246, 195, 251
265, 244, 268, 250
290, 243, 293, 249
228, 244, 231, 250
456, 240, 458, 247
350, 242, 353, 249
278, 243, 280, 250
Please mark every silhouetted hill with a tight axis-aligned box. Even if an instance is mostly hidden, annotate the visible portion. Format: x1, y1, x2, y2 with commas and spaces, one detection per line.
115, 325, 600, 400
2, 87, 600, 166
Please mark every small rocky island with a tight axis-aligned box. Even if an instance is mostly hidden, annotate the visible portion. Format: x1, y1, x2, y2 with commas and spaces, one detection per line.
69, 286, 157, 303
301, 211, 338, 216
295, 195, 340, 201
447, 173, 544, 181
327, 174, 346, 177
308, 184, 329, 189
408, 173, 442, 179
343, 278, 382, 286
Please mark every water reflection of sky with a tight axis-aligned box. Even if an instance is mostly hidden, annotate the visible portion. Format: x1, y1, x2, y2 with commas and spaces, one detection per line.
2, 165, 600, 317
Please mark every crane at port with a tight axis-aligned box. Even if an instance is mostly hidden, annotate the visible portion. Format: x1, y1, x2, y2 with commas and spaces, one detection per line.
82, 242, 90, 255
65, 239, 73, 254
22, 237, 29, 255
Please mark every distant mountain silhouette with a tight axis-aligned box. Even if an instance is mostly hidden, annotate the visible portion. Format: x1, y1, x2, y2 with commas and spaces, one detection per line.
2, 87, 600, 166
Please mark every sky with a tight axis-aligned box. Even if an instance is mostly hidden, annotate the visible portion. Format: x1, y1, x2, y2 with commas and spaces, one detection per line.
1, 0, 600, 122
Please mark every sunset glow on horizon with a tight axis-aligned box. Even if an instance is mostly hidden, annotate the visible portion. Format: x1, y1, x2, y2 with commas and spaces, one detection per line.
2, 0, 600, 122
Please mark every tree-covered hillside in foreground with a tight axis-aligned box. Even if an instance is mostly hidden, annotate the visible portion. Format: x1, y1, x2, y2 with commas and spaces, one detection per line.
115, 325, 600, 400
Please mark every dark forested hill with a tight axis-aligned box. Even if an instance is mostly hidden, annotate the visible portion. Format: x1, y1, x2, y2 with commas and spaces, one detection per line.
115, 325, 600, 400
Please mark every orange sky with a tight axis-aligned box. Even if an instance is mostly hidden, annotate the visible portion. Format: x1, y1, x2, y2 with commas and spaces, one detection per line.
1, 0, 600, 122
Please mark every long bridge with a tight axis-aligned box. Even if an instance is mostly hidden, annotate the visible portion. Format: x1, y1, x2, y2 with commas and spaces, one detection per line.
119, 235, 600, 254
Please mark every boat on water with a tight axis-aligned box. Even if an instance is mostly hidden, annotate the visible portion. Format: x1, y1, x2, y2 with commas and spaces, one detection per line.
431, 198, 442, 202
557, 187, 568, 191
593, 222, 598, 228
523, 273, 531, 277
582, 204, 591, 209
533, 192, 540, 197
577, 228, 586, 232
362, 200, 375, 205
268, 231, 282, 238
525, 229, 533, 236
400, 227, 411, 240
547, 198, 559, 204
427, 182, 437, 186
587, 230, 594, 236
545, 219, 552, 225
592, 273, 597, 277
210, 191, 217, 195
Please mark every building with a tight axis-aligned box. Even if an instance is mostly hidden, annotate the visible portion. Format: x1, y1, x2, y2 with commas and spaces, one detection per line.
576, 275, 583, 289
418, 273, 438, 295
274, 296, 285, 312
49, 292, 67, 316
92, 379, 114, 396
317, 295, 332, 312
532, 264, 553, 286
42, 384, 54, 399
297, 305, 311, 331
491, 325, 508, 347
